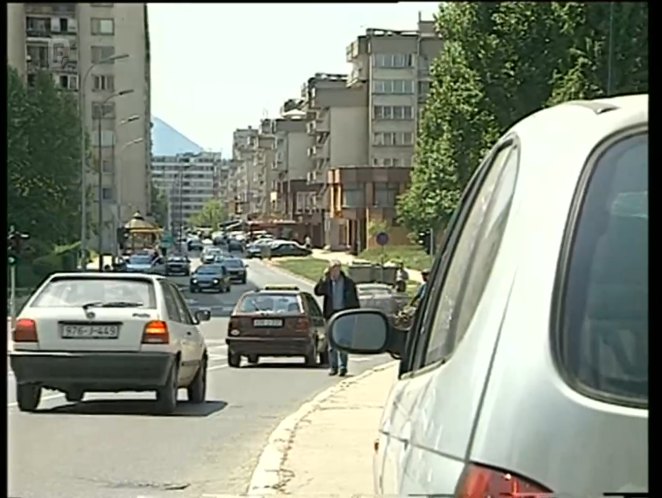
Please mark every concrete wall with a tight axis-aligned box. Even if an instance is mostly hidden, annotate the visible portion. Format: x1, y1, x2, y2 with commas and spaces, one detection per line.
329, 107, 369, 167
7, 3, 26, 78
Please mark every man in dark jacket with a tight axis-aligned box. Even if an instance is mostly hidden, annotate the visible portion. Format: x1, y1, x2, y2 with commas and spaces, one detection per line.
314, 259, 360, 377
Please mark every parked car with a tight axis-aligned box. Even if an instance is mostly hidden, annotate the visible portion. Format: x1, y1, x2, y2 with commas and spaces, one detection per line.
187, 237, 204, 252
124, 253, 166, 275
356, 283, 408, 318
165, 254, 191, 276
9, 272, 211, 413
327, 95, 648, 497
226, 285, 328, 367
269, 241, 312, 258
217, 257, 248, 284
245, 238, 275, 259
189, 264, 231, 293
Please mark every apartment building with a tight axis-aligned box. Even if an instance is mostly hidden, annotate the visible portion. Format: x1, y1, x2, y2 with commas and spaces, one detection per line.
11, 3, 152, 253
151, 152, 224, 231
230, 127, 259, 218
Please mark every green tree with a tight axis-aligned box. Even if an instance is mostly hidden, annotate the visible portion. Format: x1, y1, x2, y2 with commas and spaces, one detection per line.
398, 2, 648, 232
150, 184, 169, 228
8, 68, 83, 247
188, 199, 227, 230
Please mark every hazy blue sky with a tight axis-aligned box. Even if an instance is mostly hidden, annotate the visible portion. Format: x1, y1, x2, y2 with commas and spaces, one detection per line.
148, 2, 439, 155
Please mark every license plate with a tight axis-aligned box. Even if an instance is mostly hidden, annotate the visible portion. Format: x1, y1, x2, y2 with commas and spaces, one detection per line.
253, 319, 283, 327
60, 324, 120, 339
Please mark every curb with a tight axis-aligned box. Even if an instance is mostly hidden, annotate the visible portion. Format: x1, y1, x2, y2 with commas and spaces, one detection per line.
246, 360, 397, 496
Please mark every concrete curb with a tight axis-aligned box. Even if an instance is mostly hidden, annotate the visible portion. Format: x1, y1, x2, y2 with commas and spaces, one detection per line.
246, 360, 397, 496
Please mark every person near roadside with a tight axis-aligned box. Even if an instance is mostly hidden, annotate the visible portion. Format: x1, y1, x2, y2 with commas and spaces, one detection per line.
410, 269, 431, 307
394, 261, 409, 293
314, 259, 360, 377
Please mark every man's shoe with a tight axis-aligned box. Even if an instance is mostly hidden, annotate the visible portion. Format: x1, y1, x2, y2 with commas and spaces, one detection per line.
339, 369, 347, 377
328, 369, 338, 376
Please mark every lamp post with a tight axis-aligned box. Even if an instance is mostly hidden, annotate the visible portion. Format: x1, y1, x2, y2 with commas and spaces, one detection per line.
96, 88, 134, 271
79, 52, 130, 269
114, 137, 144, 259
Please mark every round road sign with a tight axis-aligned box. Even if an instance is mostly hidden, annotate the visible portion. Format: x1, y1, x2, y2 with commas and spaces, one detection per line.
375, 231, 389, 247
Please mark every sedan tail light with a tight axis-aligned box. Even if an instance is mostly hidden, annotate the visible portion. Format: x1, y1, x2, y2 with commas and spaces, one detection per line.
294, 317, 310, 332
142, 320, 169, 344
13, 319, 38, 342
456, 463, 551, 498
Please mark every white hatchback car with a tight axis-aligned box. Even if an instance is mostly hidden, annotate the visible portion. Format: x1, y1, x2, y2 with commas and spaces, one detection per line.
330, 95, 648, 496
9, 272, 211, 414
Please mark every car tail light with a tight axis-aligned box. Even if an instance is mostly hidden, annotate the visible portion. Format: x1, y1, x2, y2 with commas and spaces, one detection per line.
13, 319, 37, 342
294, 317, 310, 332
142, 320, 169, 344
456, 463, 551, 498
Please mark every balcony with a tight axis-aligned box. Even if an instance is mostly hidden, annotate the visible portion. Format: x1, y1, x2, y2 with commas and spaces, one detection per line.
306, 120, 316, 135
307, 146, 317, 158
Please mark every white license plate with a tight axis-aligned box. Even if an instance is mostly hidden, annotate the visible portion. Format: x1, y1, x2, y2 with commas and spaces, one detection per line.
61, 324, 120, 339
253, 319, 283, 328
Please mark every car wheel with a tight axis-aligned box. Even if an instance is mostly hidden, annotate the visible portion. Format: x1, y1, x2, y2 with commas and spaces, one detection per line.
247, 354, 259, 365
228, 352, 241, 368
156, 360, 179, 414
65, 389, 84, 403
16, 382, 41, 412
319, 350, 330, 366
241, 277, 247, 285
190, 287, 196, 293
187, 354, 207, 404
305, 343, 318, 367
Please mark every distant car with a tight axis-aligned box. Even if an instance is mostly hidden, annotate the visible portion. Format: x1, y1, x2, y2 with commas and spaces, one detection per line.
9, 272, 211, 413
201, 247, 223, 264
124, 253, 166, 275
228, 238, 244, 252
245, 238, 274, 259
356, 283, 409, 318
217, 257, 248, 284
187, 238, 203, 252
269, 241, 312, 258
225, 285, 328, 368
165, 255, 191, 276
189, 264, 231, 293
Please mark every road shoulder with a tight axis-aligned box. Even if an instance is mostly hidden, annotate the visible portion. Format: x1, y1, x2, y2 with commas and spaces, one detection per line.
247, 360, 398, 495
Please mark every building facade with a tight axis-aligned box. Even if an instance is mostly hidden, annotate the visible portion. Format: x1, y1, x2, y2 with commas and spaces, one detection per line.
151, 152, 225, 233
9, 2, 152, 253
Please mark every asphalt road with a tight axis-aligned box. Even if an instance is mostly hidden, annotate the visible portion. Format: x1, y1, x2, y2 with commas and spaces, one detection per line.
8, 255, 392, 498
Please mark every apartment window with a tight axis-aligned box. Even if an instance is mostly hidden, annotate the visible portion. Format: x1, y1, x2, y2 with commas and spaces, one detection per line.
26, 16, 49, 34
372, 79, 415, 94
91, 18, 115, 35
91, 46, 115, 64
402, 132, 414, 145
374, 54, 413, 68
91, 130, 115, 147
343, 189, 365, 208
373, 132, 413, 146
27, 45, 49, 69
375, 188, 397, 207
93, 74, 115, 92
92, 102, 116, 119
101, 158, 113, 173
102, 187, 113, 201
58, 74, 78, 90
418, 81, 431, 97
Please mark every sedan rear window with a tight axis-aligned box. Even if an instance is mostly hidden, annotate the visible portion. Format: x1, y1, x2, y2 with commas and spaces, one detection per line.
31, 278, 157, 308
238, 294, 302, 314
557, 131, 647, 407
222, 259, 243, 268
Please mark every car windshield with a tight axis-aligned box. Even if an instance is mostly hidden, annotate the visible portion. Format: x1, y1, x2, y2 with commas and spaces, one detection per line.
31, 278, 157, 308
238, 293, 302, 314
128, 255, 152, 265
197, 266, 222, 275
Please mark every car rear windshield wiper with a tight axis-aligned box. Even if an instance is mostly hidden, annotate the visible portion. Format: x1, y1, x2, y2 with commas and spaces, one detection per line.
82, 301, 103, 310
99, 301, 144, 308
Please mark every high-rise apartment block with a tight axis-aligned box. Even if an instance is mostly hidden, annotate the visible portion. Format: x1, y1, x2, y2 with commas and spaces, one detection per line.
7, 3, 152, 253
224, 18, 442, 250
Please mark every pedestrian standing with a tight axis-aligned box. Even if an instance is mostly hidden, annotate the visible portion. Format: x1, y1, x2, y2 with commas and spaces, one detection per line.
314, 260, 360, 377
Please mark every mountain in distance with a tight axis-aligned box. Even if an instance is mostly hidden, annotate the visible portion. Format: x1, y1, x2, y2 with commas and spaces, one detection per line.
151, 117, 204, 156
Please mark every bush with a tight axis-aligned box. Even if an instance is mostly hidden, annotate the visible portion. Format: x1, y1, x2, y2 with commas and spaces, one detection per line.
32, 253, 64, 281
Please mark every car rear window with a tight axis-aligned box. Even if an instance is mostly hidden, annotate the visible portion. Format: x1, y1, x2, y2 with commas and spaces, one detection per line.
198, 266, 221, 274
31, 278, 157, 308
556, 131, 647, 408
238, 293, 302, 314
128, 255, 152, 264
222, 259, 243, 268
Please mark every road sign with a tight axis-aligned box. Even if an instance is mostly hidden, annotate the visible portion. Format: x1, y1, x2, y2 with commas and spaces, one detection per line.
375, 231, 389, 247
160, 231, 175, 249
8, 256, 16, 266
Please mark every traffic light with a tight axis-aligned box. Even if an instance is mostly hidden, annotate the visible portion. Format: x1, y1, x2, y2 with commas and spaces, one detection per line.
7, 227, 30, 265
417, 229, 432, 255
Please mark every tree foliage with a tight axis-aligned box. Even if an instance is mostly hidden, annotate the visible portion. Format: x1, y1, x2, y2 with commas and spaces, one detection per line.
398, 2, 648, 232
188, 199, 227, 229
8, 67, 83, 248
150, 184, 169, 228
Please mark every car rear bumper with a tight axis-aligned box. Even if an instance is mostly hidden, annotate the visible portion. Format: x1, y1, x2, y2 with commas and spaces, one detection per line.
228, 273, 246, 282
226, 337, 315, 356
9, 351, 176, 391
191, 282, 223, 290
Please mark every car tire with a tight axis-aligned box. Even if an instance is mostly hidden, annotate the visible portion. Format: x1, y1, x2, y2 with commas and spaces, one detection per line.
247, 354, 259, 365
16, 382, 41, 412
305, 343, 318, 367
228, 352, 241, 368
156, 360, 179, 414
65, 389, 84, 403
187, 355, 207, 404
190, 287, 196, 293
241, 277, 247, 285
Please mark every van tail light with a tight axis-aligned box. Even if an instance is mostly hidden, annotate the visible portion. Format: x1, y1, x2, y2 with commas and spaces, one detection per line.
456, 463, 551, 498
13, 319, 38, 342
142, 320, 169, 344
294, 317, 310, 332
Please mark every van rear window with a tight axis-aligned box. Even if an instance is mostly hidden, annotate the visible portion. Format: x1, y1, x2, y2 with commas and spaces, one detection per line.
556, 131, 647, 407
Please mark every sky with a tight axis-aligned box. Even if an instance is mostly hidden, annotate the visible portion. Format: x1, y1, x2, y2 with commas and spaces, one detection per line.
148, 2, 439, 155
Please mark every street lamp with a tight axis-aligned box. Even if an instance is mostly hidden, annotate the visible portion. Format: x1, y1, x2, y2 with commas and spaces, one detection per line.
114, 137, 144, 259
96, 88, 134, 271
79, 52, 130, 268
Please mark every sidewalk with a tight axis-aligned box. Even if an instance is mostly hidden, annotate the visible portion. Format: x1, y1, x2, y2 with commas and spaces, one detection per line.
258, 361, 398, 495
311, 248, 424, 283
